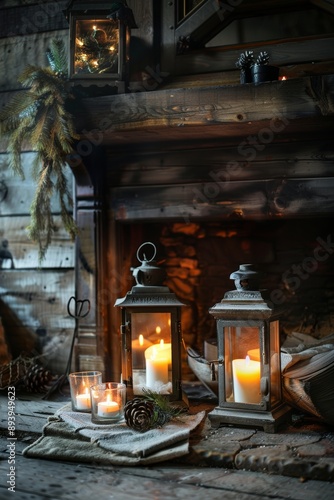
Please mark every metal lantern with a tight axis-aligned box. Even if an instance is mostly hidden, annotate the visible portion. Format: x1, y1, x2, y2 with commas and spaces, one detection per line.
114, 242, 185, 402
208, 264, 291, 432
64, 0, 137, 92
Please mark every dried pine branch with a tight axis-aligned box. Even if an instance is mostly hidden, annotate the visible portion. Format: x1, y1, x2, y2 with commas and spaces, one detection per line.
0, 38, 79, 262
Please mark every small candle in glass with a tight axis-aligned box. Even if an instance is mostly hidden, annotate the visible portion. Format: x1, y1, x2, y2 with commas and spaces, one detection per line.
68, 371, 102, 412
90, 382, 126, 424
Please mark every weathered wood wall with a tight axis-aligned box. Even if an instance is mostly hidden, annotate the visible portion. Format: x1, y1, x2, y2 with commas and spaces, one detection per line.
0, 151, 75, 374
0, 0, 154, 378
0, 1, 75, 375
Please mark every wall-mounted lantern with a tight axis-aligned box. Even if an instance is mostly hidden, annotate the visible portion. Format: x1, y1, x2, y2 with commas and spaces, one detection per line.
115, 243, 185, 402
64, 0, 137, 92
208, 264, 291, 432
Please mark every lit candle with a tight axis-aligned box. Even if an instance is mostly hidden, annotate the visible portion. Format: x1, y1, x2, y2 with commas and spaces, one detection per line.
97, 394, 120, 418
157, 339, 172, 364
145, 342, 171, 388
132, 335, 152, 369
232, 356, 261, 404
76, 388, 91, 410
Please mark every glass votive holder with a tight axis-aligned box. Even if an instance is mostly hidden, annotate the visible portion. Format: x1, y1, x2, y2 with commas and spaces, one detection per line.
68, 371, 102, 412
90, 382, 126, 424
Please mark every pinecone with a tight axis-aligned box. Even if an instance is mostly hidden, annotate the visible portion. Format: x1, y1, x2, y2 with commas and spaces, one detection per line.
255, 51, 270, 65
22, 363, 52, 393
124, 398, 155, 432
124, 398, 170, 432
235, 50, 254, 69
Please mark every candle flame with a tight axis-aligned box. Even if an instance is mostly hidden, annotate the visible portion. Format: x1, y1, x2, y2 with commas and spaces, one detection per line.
159, 339, 164, 347
139, 334, 144, 346
107, 393, 111, 403
245, 355, 250, 364
156, 326, 161, 335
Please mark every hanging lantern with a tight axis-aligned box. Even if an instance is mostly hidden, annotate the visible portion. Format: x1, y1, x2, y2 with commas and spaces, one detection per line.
64, 0, 137, 92
208, 264, 291, 433
114, 242, 185, 402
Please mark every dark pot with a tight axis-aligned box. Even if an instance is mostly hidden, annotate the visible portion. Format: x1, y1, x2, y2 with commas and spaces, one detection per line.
240, 68, 252, 84
251, 64, 279, 84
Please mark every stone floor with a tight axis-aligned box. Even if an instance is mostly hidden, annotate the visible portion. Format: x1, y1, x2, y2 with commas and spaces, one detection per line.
0, 384, 334, 499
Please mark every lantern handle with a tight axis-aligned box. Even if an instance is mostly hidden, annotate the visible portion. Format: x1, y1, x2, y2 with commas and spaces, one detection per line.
136, 241, 157, 263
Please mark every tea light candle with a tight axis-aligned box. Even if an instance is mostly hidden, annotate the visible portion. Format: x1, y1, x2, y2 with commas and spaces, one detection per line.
76, 389, 91, 410
232, 355, 261, 404
98, 396, 120, 418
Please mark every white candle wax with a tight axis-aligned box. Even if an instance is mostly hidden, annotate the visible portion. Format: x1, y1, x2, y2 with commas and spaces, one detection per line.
76, 391, 91, 410
145, 343, 171, 388
232, 356, 261, 404
97, 400, 120, 418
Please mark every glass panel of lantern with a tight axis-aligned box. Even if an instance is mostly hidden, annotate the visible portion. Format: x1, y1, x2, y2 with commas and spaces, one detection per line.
73, 17, 120, 77
115, 243, 185, 402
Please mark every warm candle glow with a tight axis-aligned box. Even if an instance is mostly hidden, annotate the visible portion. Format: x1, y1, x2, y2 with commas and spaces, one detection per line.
247, 348, 261, 362
145, 342, 171, 388
76, 387, 91, 410
156, 326, 161, 335
232, 355, 261, 404
97, 392, 120, 418
132, 335, 152, 369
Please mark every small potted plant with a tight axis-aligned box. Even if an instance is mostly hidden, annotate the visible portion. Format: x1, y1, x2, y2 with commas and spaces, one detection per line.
251, 51, 279, 84
235, 50, 254, 84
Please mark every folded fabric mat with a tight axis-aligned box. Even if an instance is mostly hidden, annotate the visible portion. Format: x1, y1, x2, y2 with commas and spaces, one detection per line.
23, 403, 206, 465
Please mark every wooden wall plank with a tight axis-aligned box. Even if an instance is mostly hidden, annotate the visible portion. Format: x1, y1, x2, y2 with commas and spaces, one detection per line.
109, 177, 334, 221
0, 269, 76, 373
0, 216, 74, 269
107, 158, 334, 187
0, 152, 74, 216
0, 1, 67, 38
0, 270, 75, 329
0, 31, 68, 93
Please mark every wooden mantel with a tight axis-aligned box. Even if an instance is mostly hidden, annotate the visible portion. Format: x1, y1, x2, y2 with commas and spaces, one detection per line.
73, 74, 334, 150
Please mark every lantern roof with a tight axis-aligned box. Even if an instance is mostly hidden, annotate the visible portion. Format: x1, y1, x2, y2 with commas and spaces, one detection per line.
64, 0, 138, 28
115, 285, 185, 308
209, 263, 284, 320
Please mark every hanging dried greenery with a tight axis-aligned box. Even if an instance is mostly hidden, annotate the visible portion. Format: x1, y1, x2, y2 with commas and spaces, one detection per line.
0, 38, 79, 262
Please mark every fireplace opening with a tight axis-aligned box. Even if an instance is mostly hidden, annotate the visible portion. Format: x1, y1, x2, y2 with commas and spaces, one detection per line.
115, 217, 334, 381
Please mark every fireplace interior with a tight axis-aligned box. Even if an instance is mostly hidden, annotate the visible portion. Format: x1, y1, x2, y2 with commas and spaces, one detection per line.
72, 75, 334, 384
111, 217, 334, 381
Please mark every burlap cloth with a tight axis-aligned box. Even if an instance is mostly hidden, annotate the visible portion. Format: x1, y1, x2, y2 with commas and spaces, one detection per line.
23, 404, 206, 465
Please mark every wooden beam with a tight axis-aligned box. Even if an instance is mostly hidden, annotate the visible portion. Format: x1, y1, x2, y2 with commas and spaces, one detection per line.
73, 75, 334, 148
109, 177, 334, 222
